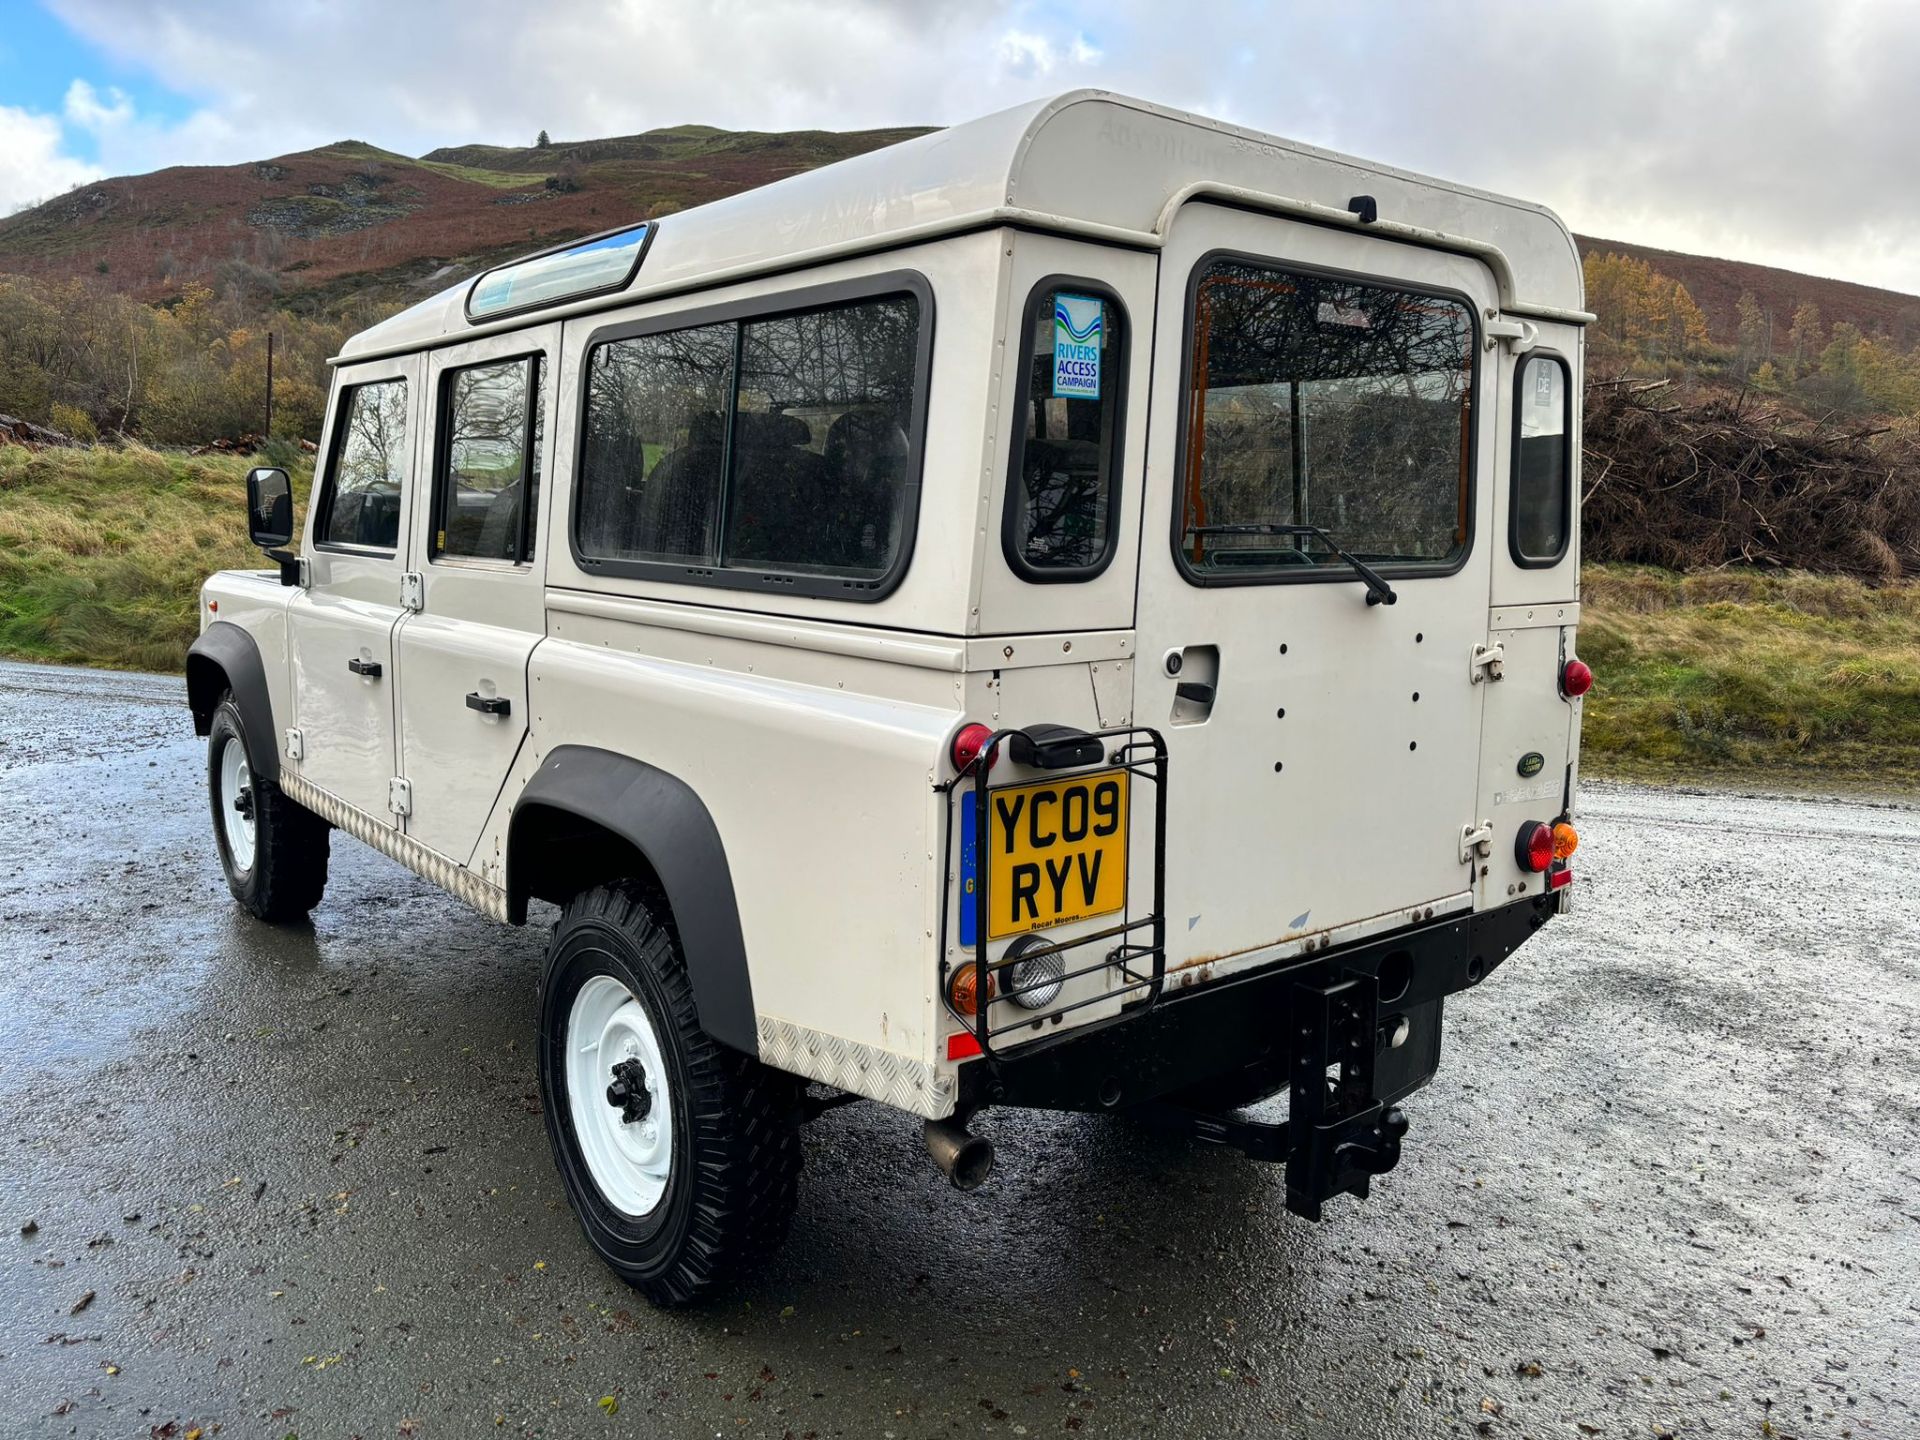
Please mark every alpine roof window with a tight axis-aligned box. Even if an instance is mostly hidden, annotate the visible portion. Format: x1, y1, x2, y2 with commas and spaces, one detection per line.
467, 223, 653, 322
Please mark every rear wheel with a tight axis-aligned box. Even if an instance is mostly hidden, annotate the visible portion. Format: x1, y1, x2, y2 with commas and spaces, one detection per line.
538, 882, 802, 1306
207, 693, 328, 922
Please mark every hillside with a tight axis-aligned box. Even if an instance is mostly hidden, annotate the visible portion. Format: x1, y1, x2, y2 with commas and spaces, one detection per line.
0, 123, 933, 308
1575, 235, 1920, 355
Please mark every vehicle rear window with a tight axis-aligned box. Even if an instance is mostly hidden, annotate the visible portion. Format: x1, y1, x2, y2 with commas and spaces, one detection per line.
435, 356, 542, 564
1512, 353, 1571, 566
1176, 259, 1475, 582
1005, 284, 1126, 579
317, 378, 410, 551
576, 290, 925, 593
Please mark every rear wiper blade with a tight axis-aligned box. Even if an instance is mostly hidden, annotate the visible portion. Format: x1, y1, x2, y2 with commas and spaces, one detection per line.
1185, 523, 1398, 606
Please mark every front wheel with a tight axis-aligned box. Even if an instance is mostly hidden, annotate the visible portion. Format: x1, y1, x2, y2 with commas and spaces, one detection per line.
207, 693, 329, 922
538, 882, 802, 1306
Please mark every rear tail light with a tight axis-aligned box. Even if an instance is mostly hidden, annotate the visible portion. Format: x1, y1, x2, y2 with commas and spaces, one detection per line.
1551, 821, 1579, 860
1561, 658, 1593, 698
947, 963, 995, 1015
949, 721, 998, 773
1516, 820, 1555, 873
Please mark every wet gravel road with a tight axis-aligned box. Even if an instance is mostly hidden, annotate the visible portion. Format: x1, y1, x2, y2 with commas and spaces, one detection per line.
2, 658, 1916, 1439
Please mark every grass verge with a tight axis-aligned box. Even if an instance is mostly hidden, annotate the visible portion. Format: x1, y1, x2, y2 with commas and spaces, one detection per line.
0, 443, 309, 673
1580, 565, 1920, 790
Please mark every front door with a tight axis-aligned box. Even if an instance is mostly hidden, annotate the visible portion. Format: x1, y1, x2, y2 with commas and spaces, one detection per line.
1130, 204, 1499, 971
392, 326, 556, 865
290, 359, 422, 825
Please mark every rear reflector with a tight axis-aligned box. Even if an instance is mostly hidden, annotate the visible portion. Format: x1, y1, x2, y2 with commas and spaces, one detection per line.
1561, 658, 1593, 698
1547, 868, 1573, 891
947, 1031, 983, 1061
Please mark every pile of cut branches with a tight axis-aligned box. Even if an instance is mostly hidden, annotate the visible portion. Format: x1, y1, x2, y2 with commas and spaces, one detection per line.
1581, 380, 1920, 581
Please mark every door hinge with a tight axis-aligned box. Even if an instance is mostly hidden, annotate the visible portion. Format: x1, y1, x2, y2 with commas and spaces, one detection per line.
284, 727, 304, 761
400, 571, 425, 612
1459, 820, 1494, 865
1483, 315, 1539, 354
388, 776, 412, 817
1470, 642, 1505, 683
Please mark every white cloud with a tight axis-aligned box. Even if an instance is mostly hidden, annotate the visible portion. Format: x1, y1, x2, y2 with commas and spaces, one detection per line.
0, 103, 99, 214
63, 78, 132, 132
27, 0, 1920, 293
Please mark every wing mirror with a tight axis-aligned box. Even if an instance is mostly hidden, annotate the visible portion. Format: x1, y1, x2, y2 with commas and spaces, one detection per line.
245, 466, 301, 585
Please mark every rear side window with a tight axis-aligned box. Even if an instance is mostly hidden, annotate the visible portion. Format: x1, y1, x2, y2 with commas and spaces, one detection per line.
317, 379, 410, 551
1176, 258, 1475, 583
436, 356, 543, 563
1511, 354, 1571, 566
1004, 283, 1127, 579
576, 287, 927, 596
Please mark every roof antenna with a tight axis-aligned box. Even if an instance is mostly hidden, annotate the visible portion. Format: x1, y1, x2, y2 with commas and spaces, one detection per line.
1347, 195, 1378, 224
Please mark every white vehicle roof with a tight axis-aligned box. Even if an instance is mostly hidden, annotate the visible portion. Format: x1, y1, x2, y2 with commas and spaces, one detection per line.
337, 90, 1588, 365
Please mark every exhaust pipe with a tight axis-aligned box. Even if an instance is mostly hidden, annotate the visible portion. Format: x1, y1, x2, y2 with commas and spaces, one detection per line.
923, 1117, 994, 1191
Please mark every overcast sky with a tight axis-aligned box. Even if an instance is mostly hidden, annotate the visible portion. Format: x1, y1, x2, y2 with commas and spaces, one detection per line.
2, 0, 1917, 294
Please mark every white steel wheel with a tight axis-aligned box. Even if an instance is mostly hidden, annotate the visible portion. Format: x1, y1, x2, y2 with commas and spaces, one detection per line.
217, 735, 257, 874
566, 973, 675, 1217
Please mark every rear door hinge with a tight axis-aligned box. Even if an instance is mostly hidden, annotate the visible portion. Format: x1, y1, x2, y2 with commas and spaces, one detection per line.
284, 727, 304, 762
1470, 641, 1505, 683
1459, 820, 1494, 865
388, 776, 412, 818
400, 571, 425, 612
1483, 315, 1539, 353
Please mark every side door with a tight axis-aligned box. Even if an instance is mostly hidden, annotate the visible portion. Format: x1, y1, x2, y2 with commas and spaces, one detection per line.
290, 360, 421, 825
1129, 203, 1502, 970
393, 326, 557, 865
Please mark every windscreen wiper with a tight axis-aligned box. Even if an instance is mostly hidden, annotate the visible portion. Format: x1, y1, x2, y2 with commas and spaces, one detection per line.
1186, 523, 1398, 606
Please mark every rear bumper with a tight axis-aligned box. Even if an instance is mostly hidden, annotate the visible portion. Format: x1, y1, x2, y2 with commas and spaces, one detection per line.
957, 890, 1557, 1115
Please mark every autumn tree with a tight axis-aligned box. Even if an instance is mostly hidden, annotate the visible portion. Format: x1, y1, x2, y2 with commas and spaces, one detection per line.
1734, 290, 1769, 377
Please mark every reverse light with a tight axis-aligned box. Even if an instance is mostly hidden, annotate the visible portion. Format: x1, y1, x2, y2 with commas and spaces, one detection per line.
950, 722, 998, 773
1516, 820, 1555, 873
1561, 658, 1593, 698
1551, 821, 1580, 861
1001, 936, 1065, 1010
947, 963, 996, 1015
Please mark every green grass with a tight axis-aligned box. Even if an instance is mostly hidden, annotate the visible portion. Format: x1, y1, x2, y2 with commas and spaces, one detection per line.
1580, 565, 1920, 790
0, 443, 310, 673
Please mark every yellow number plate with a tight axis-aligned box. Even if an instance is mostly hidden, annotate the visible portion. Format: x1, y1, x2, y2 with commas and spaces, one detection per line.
985, 770, 1129, 939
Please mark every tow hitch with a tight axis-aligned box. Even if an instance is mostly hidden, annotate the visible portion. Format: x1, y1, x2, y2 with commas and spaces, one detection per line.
1136, 971, 1410, 1220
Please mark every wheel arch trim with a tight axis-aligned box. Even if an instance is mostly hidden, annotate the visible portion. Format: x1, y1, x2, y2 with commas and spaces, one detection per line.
508, 746, 757, 1055
186, 621, 279, 782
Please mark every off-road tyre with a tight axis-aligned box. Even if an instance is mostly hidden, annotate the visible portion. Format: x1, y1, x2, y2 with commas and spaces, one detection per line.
538, 881, 803, 1307
207, 692, 329, 922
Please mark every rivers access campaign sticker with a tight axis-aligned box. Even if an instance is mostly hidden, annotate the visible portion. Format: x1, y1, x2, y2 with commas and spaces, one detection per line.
1053, 294, 1103, 399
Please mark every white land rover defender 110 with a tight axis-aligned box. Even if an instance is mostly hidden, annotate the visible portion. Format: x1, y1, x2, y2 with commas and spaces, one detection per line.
189, 92, 1590, 1305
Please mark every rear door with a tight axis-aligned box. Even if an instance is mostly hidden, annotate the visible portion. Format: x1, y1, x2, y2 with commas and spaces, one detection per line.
1131, 204, 1499, 972
290, 360, 420, 824
393, 324, 556, 865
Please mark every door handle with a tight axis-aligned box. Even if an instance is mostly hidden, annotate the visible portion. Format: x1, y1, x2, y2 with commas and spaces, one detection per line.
465, 692, 511, 717
347, 657, 382, 678
1174, 681, 1215, 705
